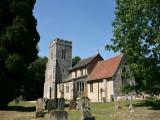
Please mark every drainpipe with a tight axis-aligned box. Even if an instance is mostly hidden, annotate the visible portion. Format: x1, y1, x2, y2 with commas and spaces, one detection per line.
98, 81, 99, 101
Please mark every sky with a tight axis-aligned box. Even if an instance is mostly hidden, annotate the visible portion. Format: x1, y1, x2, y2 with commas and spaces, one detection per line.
33, 0, 118, 59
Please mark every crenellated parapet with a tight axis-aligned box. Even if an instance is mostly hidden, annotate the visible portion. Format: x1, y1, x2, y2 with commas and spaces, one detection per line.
49, 38, 72, 48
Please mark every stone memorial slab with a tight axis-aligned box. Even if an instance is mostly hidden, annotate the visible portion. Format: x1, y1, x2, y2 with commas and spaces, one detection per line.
58, 98, 65, 110
47, 99, 58, 113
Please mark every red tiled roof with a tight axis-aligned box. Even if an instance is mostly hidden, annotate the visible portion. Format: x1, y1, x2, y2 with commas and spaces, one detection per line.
87, 54, 123, 81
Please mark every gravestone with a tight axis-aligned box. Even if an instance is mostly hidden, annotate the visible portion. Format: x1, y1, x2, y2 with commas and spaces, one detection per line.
14, 95, 23, 104
69, 87, 78, 110
114, 100, 121, 111
76, 100, 81, 110
58, 98, 65, 110
50, 110, 68, 120
80, 96, 95, 120
128, 103, 134, 113
47, 99, 58, 113
43, 97, 49, 110
69, 99, 77, 110
36, 98, 45, 118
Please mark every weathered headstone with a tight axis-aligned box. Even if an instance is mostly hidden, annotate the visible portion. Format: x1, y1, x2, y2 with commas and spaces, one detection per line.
80, 96, 95, 120
114, 100, 121, 111
50, 110, 68, 120
128, 103, 134, 113
36, 98, 45, 118
76, 100, 81, 110
58, 98, 65, 110
14, 98, 19, 104
69, 99, 77, 110
69, 86, 78, 110
43, 97, 49, 110
14, 95, 23, 104
82, 107, 95, 120
47, 99, 58, 113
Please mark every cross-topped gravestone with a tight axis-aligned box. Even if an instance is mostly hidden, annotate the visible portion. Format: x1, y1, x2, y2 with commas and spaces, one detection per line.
80, 96, 95, 120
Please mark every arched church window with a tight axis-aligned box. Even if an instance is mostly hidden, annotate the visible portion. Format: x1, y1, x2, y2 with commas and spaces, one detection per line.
62, 49, 66, 59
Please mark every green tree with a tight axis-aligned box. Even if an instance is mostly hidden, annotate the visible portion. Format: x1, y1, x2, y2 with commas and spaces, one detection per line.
24, 57, 47, 100
72, 56, 81, 67
106, 0, 160, 95
0, 0, 39, 107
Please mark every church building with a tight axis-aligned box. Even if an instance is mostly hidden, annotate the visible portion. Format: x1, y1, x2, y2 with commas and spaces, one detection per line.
43, 38, 135, 102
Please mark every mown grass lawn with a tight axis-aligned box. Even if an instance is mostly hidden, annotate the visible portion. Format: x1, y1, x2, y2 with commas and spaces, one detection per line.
0, 100, 160, 120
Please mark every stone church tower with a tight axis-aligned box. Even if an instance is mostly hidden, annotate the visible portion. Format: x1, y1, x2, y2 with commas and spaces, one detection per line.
43, 38, 72, 99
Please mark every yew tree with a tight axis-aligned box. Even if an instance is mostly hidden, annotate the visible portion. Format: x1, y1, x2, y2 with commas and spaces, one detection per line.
72, 56, 81, 67
0, 0, 39, 107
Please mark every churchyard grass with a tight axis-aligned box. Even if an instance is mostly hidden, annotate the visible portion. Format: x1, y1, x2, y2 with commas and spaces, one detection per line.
0, 100, 160, 120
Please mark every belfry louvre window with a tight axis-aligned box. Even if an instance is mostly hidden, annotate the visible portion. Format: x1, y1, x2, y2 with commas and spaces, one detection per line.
62, 49, 66, 59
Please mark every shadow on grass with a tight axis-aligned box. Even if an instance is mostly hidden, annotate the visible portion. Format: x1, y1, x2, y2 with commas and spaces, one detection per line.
1, 106, 36, 112
133, 99, 160, 110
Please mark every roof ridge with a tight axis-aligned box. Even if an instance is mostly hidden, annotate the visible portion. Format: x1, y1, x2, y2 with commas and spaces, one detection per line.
70, 53, 102, 71
87, 54, 124, 81
103, 54, 123, 62
80, 53, 99, 61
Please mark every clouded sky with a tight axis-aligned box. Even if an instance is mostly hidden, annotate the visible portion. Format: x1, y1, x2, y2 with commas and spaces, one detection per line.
34, 0, 118, 59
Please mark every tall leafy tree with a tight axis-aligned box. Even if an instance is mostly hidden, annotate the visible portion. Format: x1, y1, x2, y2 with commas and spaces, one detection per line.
72, 56, 81, 67
0, 0, 39, 107
106, 0, 160, 94
24, 57, 47, 100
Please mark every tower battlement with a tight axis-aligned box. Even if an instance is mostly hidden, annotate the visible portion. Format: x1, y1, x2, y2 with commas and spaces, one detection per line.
44, 38, 72, 99
49, 38, 72, 48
